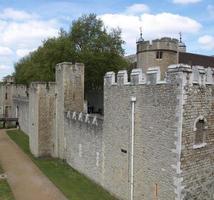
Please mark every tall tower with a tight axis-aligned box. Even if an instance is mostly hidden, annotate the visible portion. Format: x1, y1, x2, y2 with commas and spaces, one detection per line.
55, 62, 84, 158
136, 35, 180, 78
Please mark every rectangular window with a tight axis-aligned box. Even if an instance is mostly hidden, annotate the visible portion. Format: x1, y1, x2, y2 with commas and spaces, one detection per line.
156, 51, 163, 59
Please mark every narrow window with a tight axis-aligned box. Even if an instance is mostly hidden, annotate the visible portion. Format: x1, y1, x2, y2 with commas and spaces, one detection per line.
193, 117, 208, 149
5, 93, 7, 100
156, 51, 163, 59
195, 119, 205, 145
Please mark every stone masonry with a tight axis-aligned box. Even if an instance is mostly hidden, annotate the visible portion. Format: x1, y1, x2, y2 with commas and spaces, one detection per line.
0, 61, 213, 200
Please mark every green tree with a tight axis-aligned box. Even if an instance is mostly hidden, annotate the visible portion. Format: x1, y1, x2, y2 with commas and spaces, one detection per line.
14, 13, 129, 89
15, 31, 74, 84
69, 14, 128, 90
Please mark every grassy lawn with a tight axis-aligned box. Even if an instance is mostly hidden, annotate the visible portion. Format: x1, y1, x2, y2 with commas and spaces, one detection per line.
0, 165, 15, 200
7, 130, 117, 200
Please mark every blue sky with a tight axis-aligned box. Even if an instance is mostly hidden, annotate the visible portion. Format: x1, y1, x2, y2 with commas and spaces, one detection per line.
0, 0, 213, 80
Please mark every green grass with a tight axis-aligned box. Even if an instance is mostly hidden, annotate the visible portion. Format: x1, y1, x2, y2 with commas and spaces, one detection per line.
0, 165, 15, 200
7, 130, 117, 200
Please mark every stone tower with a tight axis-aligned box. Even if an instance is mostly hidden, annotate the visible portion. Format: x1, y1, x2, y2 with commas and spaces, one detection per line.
136, 37, 180, 78
55, 62, 85, 158
29, 82, 56, 157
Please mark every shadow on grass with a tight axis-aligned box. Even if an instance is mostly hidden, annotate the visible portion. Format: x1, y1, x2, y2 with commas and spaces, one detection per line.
6, 129, 117, 200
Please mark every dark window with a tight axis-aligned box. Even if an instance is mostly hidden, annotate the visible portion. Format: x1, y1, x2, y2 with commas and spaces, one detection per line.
156, 51, 163, 59
121, 149, 127, 154
195, 119, 205, 145
5, 93, 7, 100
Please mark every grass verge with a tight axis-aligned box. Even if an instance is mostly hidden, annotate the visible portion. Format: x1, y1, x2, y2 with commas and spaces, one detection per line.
0, 165, 15, 200
7, 129, 117, 200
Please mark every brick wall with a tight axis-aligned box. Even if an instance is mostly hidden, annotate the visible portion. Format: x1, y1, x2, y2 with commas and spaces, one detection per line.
181, 84, 214, 199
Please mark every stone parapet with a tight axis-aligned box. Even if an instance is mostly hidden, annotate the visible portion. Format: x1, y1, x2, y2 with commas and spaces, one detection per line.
105, 64, 214, 87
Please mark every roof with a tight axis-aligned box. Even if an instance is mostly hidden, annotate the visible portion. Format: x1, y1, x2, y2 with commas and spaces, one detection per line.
179, 52, 214, 68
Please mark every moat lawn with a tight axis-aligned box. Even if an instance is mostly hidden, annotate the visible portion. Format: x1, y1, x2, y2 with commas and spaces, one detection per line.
0, 165, 15, 200
7, 130, 117, 200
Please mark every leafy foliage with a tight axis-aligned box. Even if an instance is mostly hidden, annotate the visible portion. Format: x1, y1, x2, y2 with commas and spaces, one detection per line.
14, 14, 129, 90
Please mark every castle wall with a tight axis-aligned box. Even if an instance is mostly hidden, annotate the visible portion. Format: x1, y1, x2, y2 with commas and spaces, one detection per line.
56, 62, 84, 158
4, 61, 213, 200
180, 71, 214, 199
103, 69, 183, 200
64, 112, 104, 185
0, 83, 14, 117
12, 85, 29, 134
29, 84, 39, 156
0, 83, 5, 116
29, 83, 56, 157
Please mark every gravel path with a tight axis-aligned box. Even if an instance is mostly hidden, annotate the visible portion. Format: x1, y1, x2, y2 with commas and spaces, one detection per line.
0, 129, 68, 200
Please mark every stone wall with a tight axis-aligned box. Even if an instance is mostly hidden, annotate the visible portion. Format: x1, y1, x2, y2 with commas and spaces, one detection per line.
55, 62, 84, 158
64, 112, 104, 185
0, 83, 6, 116
0, 83, 14, 117
0, 83, 28, 118
5, 61, 214, 200
12, 85, 29, 134
29, 82, 56, 157
103, 67, 184, 200
180, 67, 214, 199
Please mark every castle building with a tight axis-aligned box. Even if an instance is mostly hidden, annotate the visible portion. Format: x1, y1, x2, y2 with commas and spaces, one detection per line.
0, 36, 214, 200
136, 33, 214, 77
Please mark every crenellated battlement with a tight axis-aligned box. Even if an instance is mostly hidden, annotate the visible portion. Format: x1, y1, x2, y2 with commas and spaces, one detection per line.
137, 37, 179, 53
12, 84, 29, 99
104, 64, 214, 87
56, 62, 84, 74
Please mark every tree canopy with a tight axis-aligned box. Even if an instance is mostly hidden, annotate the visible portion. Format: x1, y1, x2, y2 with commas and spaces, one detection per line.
14, 14, 129, 90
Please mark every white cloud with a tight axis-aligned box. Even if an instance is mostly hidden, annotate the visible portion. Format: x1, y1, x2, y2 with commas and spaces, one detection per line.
173, 0, 201, 4
0, 64, 9, 70
0, 8, 60, 79
125, 4, 150, 14
0, 8, 36, 21
0, 46, 13, 56
198, 35, 214, 50
16, 48, 35, 58
100, 12, 201, 53
0, 8, 59, 49
1, 20, 59, 47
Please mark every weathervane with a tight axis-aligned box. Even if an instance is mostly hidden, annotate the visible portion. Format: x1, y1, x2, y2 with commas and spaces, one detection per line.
179, 32, 182, 42
140, 27, 143, 39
